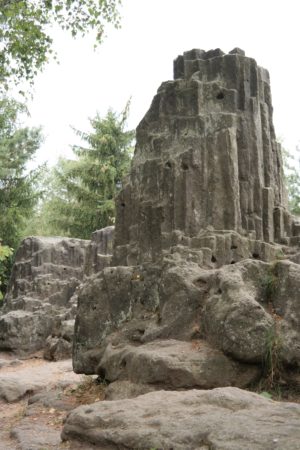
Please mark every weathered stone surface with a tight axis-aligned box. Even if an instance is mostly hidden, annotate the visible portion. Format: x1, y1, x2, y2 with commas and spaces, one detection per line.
84, 226, 114, 276
44, 335, 72, 361
113, 49, 297, 267
0, 377, 37, 402
98, 339, 260, 389
0, 236, 89, 355
11, 423, 62, 450
73, 50, 300, 392
0, 358, 81, 403
0, 229, 114, 357
62, 387, 300, 450
207, 259, 300, 367
73, 249, 300, 373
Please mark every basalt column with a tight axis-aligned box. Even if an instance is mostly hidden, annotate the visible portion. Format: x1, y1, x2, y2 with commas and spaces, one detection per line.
114, 48, 293, 265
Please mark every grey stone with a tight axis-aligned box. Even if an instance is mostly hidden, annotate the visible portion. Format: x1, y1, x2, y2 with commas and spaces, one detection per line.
0, 229, 114, 357
11, 422, 61, 449
113, 49, 297, 267
44, 335, 72, 361
84, 226, 114, 276
62, 387, 300, 450
0, 236, 89, 355
0, 377, 41, 402
72, 50, 300, 398
99, 339, 260, 389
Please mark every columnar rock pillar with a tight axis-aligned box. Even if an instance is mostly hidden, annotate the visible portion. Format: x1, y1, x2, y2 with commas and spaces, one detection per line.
114, 48, 293, 265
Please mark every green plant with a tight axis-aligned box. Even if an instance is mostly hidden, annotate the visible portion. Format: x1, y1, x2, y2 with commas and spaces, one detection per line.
262, 324, 283, 390
260, 263, 279, 302
259, 391, 273, 399
0, 0, 121, 89
275, 249, 285, 260
0, 242, 13, 301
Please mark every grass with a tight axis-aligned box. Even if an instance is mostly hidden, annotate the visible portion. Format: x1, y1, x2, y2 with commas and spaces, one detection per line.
262, 324, 283, 388
260, 270, 278, 302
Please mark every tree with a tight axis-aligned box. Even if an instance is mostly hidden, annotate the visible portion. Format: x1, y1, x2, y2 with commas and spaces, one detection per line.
0, 0, 121, 87
0, 242, 13, 302
0, 97, 44, 299
283, 145, 300, 216
0, 97, 44, 249
29, 105, 134, 239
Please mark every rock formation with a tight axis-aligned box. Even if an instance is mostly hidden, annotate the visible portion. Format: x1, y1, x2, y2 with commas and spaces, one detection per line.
2, 48, 300, 448
0, 227, 114, 358
73, 49, 300, 385
114, 47, 299, 267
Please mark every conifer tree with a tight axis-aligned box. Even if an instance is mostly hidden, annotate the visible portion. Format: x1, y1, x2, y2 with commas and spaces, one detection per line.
0, 97, 44, 248
33, 105, 134, 239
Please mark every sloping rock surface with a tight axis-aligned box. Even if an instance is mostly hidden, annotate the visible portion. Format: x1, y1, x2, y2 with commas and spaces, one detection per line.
62, 387, 300, 450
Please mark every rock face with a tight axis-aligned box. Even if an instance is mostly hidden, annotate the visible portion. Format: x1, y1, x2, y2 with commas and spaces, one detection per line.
114, 47, 298, 266
62, 387, 300, 450
0, 227, 114, 357
0, 236, 88, 356
73, 49, 300, 388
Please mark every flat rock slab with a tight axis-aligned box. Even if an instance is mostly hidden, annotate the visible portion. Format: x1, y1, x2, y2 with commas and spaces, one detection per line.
0, 357, 82, 402
62, 387, 300, 450
11, 422, 62, 450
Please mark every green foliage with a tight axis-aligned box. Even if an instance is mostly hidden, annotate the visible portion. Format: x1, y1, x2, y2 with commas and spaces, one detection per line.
0, 242, 13, 301
259, 391, 273, 399
263, 324, 283, 388
282, 145, 300, 215
29, 105, 134, 239
0, 97, 45, 249
260, 262, 279, 302
0, 0, 121, 88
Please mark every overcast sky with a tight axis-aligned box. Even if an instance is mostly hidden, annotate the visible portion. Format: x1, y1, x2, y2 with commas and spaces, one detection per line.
24, 0, 300, 166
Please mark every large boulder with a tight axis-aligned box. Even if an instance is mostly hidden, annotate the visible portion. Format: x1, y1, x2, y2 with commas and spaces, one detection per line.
62, 387, 300, 450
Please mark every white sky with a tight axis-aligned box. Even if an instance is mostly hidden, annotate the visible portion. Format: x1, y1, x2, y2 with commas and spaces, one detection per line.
24, 0, 300, 167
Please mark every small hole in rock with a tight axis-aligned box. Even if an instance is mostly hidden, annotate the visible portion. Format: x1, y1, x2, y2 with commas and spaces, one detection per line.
165, 161, 172, 169
252, 253, 260, 259
211, 255, 217, 263
121, 202, 125, 208
231, 245, 238, 250
97, 367, 106, 380
230, 260, 235, 264
218, 288, 222, 294
216, 92, 225, 100
181, 162, 189, 170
